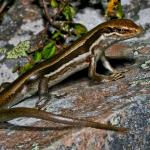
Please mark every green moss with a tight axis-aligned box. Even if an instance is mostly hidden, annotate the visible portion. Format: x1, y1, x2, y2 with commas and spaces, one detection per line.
0, 47, 7, 53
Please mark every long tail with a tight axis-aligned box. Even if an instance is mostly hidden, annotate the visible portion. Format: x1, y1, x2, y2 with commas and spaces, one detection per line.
0, 107, 128, 132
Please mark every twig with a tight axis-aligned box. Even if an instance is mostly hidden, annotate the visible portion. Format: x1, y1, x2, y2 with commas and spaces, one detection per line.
0, 0, 9, 14
40, 0, 76, 35
41, 0, 53, 24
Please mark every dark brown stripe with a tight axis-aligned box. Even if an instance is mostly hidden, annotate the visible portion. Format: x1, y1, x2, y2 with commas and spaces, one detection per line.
47, 56, 89, 81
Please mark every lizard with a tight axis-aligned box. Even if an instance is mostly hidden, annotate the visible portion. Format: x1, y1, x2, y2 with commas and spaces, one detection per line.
0, 19, 143, 131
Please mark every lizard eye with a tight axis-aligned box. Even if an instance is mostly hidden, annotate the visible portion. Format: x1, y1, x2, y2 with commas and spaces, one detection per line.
114, 27, 122, 33
113, 27, 129, 34
120, 28, 126, 33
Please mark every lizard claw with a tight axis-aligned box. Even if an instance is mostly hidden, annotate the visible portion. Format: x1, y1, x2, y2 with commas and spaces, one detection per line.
110, 72, 124, 81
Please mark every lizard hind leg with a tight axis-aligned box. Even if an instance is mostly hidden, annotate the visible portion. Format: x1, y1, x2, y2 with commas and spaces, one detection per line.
36, 77, 51, 110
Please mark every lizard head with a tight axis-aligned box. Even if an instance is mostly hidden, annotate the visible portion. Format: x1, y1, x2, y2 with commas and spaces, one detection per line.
101, 19, 143, 40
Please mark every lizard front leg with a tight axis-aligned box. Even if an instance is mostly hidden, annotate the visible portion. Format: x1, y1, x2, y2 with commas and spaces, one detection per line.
88, 48, 123, 82
100, 54, 124, 80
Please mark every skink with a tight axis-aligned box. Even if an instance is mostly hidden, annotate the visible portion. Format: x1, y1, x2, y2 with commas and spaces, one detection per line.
0, 19, 143, 131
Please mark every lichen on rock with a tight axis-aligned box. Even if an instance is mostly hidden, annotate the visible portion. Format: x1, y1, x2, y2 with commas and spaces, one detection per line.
6, 41, 30, 59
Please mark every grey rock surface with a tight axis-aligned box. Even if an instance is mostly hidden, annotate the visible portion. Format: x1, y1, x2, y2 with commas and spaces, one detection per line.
0, 0, 150, 150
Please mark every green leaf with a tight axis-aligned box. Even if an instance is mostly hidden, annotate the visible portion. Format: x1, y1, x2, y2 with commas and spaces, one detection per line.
33, 51, 42, 63
42, 41, 56, 59
116, 2, 124, 19
63, 5, 76, 21
20, 63, 33, 74
73, 24, 87, 36
52, 31, 62, 40
50, 0, 58, 8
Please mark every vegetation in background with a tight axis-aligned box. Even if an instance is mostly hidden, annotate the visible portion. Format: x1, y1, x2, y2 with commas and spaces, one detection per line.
105, 0, 124, 19
0, 0, 124, 74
